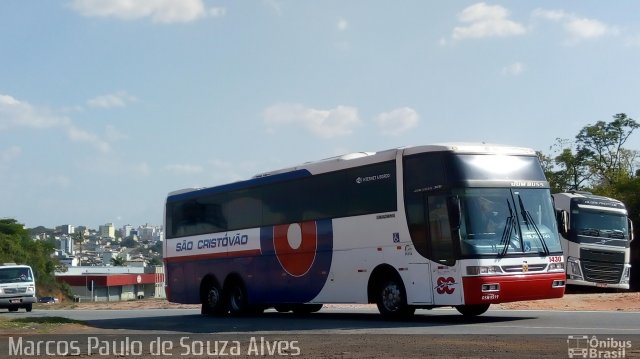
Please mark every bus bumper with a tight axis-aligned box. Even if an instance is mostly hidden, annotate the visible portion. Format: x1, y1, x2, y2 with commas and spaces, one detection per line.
462, 273, 566, 305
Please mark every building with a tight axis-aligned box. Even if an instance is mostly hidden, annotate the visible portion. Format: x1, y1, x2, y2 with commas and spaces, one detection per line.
99, 223, 115, 239
59, 235, 74, 255
56, 225, 75, 235
56, 266, 165, 302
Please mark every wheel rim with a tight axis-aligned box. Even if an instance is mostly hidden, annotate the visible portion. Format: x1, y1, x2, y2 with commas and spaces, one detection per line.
381, 282, 402, 312
206, 287, 220, 309
230, 287, 243, 312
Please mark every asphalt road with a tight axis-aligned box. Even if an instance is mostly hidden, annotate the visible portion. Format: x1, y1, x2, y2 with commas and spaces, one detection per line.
2, 308, 640, 358
3, 306, 640, 335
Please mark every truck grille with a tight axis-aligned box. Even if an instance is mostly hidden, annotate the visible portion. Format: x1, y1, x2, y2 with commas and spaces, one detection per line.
3, 288, 27, 294
581, 260, 624, 284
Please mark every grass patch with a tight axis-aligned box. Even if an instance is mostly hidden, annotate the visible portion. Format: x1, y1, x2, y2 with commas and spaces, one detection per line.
0, 316, 86, 332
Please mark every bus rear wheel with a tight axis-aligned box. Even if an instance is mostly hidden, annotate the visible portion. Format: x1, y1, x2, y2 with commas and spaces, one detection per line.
455, 304, 490, 316
376, 277, 415, 319
202, 281, 226, 316
226, 282, 249, 316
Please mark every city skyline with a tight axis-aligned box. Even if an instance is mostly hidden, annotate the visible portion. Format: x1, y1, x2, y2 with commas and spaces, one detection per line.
1, 1, 639, 229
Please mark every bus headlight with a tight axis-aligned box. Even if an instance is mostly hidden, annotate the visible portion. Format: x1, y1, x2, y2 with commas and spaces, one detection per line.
548, 262, 565, 272
27, 286, 35, 293
467, 266, 502, 275
566, 257, 583, 280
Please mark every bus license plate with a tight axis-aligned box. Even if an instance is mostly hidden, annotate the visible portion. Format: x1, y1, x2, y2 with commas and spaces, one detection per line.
596, 283, 608, 288
9, 299, 20, 304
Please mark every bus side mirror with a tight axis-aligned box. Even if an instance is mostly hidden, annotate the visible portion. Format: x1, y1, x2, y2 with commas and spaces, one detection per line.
556, 210, 569, 236
447, 195, 461, 230
629, 218, 634, 242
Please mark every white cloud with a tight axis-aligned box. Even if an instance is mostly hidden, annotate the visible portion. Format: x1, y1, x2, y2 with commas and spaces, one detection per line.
452, 3, 526, 40
532, 8, 617, 42
164, 164, 204, 175
337, 18, 348, 31
67, 125, 111, 153
501, 62, 525, 76
69, 0, 225, 24
0, 94, 70, 130
88, 91, 137, 108
0, 93, 129, 154
264, 103, 361, 139
374, 107, 419, 136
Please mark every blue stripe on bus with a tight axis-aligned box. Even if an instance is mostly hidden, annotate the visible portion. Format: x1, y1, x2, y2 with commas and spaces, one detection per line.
167, 169, 312, 203
165, 219, 333, 305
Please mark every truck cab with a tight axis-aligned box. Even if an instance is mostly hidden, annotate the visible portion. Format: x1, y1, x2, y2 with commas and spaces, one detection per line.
553, 192, 634, 289
0, 263, 36, 312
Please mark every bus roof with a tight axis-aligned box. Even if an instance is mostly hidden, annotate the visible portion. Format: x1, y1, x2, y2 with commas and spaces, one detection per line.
167, 142, 536, 201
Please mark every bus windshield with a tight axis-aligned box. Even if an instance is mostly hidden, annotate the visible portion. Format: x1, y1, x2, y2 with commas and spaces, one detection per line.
458, 188, 562, 257
571, 209, 629, 242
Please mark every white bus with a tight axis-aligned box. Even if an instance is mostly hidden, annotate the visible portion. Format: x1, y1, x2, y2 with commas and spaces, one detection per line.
0, 263, 36, 312
553, 192, 634, 289
164, 144, 566, 317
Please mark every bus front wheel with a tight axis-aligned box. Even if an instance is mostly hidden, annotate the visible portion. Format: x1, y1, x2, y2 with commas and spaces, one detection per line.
455, 304, 490, 316
376, 277, 415, 318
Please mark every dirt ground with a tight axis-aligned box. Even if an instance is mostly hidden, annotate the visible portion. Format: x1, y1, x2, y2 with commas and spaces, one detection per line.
42, 290, 640, 312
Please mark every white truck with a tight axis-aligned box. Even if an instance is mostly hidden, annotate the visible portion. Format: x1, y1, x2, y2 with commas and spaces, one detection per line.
553, 192, 634, 289
0, 263, 36, 312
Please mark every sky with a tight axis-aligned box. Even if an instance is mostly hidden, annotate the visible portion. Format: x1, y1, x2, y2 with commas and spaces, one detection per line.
1, 1, 640, 230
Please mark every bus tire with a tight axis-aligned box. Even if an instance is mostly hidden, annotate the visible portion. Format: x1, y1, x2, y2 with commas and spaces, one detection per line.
25, 304, 32, 312
292, 304, 323, 314
201, 279, 226, 316
226, 281, 249, 316
455, 304, 490, 316
375, 276, 415, 319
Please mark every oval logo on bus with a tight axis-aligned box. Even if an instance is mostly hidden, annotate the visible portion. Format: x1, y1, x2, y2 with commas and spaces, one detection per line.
273, 222, 317, 277
259, 219, 333, 302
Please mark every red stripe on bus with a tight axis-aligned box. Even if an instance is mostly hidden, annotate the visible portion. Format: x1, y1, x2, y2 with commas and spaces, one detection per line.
462, 272, 565, 305
164, 249, 262, 263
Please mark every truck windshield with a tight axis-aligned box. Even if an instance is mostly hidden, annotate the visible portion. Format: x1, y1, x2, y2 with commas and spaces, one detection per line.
458, 188, 562, 257
0, 268, 33, 283
572, 209, 629, 243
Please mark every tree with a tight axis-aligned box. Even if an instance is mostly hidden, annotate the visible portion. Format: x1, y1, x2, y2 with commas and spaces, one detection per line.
71, 231, 85, 266
147, 257, 162, 266
575, 113, 639, 186
0, 219, 62, 295
110, 256, 127, 266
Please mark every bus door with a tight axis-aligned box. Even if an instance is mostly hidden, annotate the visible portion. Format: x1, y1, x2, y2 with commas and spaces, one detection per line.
425, 195, 462, 305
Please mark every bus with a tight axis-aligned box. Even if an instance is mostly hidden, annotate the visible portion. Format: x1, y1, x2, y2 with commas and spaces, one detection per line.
553, 191, 633, 289
163, 143, 566, 317
0, 263, 36, 312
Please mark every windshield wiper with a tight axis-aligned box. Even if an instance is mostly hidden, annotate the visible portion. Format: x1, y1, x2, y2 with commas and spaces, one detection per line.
499, 200, 516, 256
517, 195, 550, 255
578, 228, 601, 237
